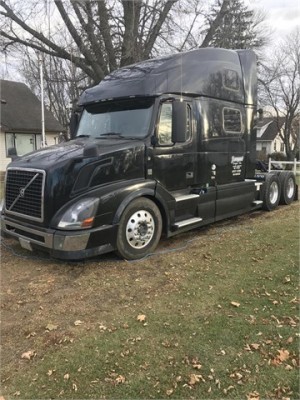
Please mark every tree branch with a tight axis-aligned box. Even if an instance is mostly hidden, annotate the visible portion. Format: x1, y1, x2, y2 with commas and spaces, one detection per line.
200, 0, 230, 47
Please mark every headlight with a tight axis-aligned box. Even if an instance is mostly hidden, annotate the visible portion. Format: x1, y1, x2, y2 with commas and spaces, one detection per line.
57, 198, 99, 230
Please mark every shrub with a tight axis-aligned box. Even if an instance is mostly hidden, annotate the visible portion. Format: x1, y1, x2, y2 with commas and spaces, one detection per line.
269, 152, 287, 161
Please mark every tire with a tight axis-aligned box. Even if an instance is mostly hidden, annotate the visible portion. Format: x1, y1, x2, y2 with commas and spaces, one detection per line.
116, 197, 162, 260
262, 174, 281, 211
278, 171, 296, 205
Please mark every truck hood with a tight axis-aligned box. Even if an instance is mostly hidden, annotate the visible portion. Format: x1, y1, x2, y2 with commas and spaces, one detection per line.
8, 137, 146, 224
10, 137, 144, 168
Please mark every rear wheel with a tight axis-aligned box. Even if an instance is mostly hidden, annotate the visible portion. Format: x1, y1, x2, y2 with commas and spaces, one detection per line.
262, 174, 281, 211
116, 197, 162, 260
278, 171, 296, 205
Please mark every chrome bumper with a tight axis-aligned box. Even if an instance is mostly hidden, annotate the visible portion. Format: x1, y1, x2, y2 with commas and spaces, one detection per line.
1, 217, 91, 252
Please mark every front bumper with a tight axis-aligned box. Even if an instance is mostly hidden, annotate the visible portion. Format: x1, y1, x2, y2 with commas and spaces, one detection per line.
1, 215, 117, 260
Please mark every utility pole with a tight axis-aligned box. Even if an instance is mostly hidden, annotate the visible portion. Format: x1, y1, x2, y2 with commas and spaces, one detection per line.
39, 56, 46, 148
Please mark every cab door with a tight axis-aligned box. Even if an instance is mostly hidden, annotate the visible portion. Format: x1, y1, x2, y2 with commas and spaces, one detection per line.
149, 98, 196, 193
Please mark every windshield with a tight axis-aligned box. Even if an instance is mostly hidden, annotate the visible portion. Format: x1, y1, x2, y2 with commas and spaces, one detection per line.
76, 98, 154, 139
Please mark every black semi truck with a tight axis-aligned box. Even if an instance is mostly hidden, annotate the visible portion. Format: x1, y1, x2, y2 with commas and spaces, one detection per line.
1, 48, 297, 260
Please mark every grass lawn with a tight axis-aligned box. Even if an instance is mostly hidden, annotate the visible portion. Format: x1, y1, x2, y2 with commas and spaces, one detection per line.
1, 203, 299, 399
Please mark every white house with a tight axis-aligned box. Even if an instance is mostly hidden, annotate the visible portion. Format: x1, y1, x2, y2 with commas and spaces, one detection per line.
256, 117, 285, 159
0, 80, 64, 173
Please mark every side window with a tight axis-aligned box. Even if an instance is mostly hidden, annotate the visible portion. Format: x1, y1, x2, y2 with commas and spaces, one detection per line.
223, 69, 239, 91
223, 108, 242, 134
157, 103, 173, 145
186, 104, 192, 141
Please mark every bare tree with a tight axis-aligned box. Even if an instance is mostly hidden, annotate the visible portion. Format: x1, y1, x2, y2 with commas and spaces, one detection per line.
259, 29, 300, 160
0, 0, 214, 83
21, 48, 90, 129
1, 0, 268, 133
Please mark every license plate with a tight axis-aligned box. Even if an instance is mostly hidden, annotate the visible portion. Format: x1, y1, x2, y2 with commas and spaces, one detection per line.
19, 238, 33, 251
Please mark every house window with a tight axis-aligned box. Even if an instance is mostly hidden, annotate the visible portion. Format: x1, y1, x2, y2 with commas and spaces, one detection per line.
274, 141, 277, 151
223, 108, 242, 134
5, 133, 41, 157
280, 143, 284, 152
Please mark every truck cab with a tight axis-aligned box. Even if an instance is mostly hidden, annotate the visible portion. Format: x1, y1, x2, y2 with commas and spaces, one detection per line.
1, 48, 296, 260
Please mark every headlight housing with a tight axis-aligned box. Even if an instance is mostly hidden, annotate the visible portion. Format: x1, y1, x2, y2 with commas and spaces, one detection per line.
57, 198, 99, 230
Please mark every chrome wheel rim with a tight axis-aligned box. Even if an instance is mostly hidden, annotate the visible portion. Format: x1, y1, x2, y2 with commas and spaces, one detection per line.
286, 177, 295, 199
269, 181, 279, 204
126, 210, 155, 249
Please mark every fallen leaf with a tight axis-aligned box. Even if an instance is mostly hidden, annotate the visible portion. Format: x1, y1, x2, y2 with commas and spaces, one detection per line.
277, 349, 290, 362
250, 343, 260, 350
64, 373, 70, 380
166, 389, 174, 396
137, 314, 146, 322
264, 339, 273, 345
74, 320, 84, 326
286, 337, 293, 344
99, 324, 107, 331
247, 391, 260, 400
236, 372, 243, 380
115, 375, 126, 384
231, 301, 240, 308
25, 332, 36, 339
45, 323, 58, 331
21, 350, 35, 360
193, 364, 202, 370
189, 374, 205, 385
72, 383, 78, 391
223, 385, 235, 394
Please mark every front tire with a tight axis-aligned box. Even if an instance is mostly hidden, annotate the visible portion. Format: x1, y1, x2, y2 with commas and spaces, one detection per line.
262, 174, 281, 211
116, 197, 162, 260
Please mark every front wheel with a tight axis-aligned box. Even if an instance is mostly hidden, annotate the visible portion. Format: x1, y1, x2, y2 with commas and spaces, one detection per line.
116, 197, 162, 260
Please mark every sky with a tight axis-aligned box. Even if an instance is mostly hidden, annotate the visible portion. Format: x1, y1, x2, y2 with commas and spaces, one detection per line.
249, 0, 300, 42
0, 0, 299, 81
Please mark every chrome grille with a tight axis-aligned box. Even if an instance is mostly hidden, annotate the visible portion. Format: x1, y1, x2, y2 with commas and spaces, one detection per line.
5, 168, 45, 222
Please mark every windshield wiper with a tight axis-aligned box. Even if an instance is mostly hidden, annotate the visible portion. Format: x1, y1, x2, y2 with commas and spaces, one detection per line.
100, 132, 124, 138
99, 132, 139, 140
75, 134, 90, 138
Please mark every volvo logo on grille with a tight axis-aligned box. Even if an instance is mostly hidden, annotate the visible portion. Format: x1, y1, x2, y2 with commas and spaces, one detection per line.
19, 188, 26, 198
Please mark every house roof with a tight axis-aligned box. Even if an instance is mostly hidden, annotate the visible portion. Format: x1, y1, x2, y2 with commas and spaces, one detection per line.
0, 79, 64, 133
257, 117, 285, 141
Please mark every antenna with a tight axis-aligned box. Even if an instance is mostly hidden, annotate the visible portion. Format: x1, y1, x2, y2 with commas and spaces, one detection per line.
180, 52, 183, 102
179, 0, 183, 102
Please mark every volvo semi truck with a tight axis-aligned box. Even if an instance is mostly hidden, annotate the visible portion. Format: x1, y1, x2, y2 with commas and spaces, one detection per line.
1, 48, 297, 260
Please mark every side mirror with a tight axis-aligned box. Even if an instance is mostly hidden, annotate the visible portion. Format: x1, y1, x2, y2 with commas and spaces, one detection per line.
7, 147, 19, 161
69, 105, 83, 139
172, 101, 188, 143
69, 111, 79, 139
